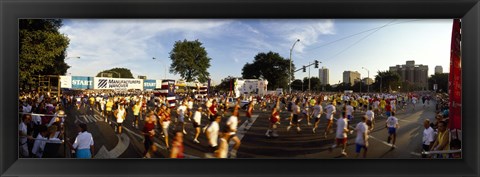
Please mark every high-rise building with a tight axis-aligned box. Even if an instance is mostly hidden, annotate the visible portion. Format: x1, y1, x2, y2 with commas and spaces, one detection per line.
362, 78, 374, 85
318, 67, 329, 85
343, 71, 361, 86
435, 66, 443, 74
389, 60, 429, 90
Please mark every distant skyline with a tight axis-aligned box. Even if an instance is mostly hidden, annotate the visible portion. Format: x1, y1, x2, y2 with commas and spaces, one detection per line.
60, 19, 453, 85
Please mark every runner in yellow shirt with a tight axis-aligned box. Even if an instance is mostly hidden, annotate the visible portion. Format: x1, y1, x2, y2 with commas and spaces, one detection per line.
105, 99, 114, 124
379, 99, 386, 116
132, 101, 141, 128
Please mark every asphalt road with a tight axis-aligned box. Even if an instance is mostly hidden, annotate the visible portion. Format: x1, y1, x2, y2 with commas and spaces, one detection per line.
63, 100, 437, 159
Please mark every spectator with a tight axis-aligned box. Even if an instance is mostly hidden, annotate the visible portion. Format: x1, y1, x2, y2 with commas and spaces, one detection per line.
422, 119, 435, 158
67, 123, 94, 158
430, 121, 450, 158
31, 125, 49, 158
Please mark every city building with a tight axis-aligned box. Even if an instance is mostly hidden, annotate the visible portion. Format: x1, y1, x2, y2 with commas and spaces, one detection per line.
318, 67, 329, 85
435, 65, 443, 74
343, 71, 361, 86
362, 78, 374, 85
389, 60, 429, 90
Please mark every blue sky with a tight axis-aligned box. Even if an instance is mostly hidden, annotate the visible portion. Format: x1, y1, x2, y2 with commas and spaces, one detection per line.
60, 19, 453, 85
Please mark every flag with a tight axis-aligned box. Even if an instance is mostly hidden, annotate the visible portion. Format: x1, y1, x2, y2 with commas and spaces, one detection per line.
449, 19, 461, 130
161, 80, 176, 108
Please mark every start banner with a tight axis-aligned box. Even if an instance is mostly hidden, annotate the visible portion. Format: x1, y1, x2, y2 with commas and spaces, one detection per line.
72, 76, 94, 89
94, 77, 143, 90
143, 80, 157, 90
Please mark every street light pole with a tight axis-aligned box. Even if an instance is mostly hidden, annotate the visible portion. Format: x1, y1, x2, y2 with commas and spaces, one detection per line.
308, 62, 311, 92
153, 57, 167, 79
289, 39, 300, 94
362, 67, 370, 93
377, 70, 382, 93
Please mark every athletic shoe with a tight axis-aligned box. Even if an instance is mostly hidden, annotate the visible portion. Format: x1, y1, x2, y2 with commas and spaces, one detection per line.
272, 132, 279, 137
287, 126, 291, 132
193, 139, 200, 144
312, 128, 316, 134
341, 151, 348, 156
265, 132, 271, 138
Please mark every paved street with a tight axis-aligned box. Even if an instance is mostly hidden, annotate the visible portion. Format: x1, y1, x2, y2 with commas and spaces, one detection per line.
63, 100, 437, 158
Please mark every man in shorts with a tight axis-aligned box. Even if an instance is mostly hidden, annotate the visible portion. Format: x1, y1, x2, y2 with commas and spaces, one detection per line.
312, 99, 323, 134
176, 101, 188, 134
386, 111, 399, 149
365, 106, 375, 131
286, 99, 301, 133
329, 112, 349, 156
226, 108, 241, 158
192, 107, 203, 143
355, 116, 369, 158
324, 101, 336, 138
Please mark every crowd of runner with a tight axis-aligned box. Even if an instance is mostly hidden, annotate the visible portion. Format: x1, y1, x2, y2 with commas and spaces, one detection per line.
19, 89, 458, 158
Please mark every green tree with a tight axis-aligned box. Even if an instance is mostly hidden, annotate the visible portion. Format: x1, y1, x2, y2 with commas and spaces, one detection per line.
302, 77, 322, 91
374, 71, 400, 93
241, 51, 294, 90
290, 79, 303, 91
96, 68, 134, 78
169, 39, 211, 83
429, 73, 449, 93
19, 19, 70, 87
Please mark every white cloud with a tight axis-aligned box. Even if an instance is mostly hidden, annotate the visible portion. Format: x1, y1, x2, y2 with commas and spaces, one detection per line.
259, 19, 336, 53
60, 19, 232, 78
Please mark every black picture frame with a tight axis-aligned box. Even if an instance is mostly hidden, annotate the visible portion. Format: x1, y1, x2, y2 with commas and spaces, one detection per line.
1, 0, 479, 176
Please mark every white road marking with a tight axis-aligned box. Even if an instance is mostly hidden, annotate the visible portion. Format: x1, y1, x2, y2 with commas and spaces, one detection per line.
95, 133, 130, 158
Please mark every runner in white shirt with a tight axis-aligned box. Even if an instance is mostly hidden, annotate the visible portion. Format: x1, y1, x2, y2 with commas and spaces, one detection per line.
176, 102, 188, 134
329, 112, 349, 156
192, 107, 203, 143
206, 115, 221, 153
365, 106, 375, 131
187, 98, 194, 121
226, 108, 241, 158
355, 116, 369, 158
422, 119, 435, 158
312, 99, 323, 134
386, 112, 399, 149
215, 131, 230, 158
324, 101, 336, 138
373, 99, 380, 115
412, 97, 417, 111
114, 105, 126, 134
287, 99, 301, 133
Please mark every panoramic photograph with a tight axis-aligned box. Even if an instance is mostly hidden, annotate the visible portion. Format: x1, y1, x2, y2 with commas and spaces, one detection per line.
18, 19, 461, 159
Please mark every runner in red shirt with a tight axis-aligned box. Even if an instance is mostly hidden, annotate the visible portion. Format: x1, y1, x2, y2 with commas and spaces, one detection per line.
142, 111, 156, 158
170, 132, 184, 158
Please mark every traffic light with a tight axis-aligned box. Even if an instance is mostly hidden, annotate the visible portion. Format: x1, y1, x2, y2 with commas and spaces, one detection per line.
314, 60, 319, 68
303, 66, 306, 72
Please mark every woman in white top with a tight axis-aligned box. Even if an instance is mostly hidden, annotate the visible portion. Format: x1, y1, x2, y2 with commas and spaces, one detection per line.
67, 123, 94, 158
192, 107, 203, 143
226, 108, 241, 158
114, 105, 126, 134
